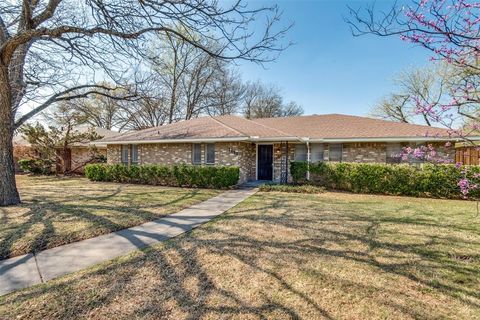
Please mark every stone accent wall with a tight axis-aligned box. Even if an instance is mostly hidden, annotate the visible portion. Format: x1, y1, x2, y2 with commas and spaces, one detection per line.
106, 142, 256, 184
341, 143, 387, 163
273, 143, 295, 182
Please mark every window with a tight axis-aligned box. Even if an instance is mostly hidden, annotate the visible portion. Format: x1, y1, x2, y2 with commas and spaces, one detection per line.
192, 143, 202, 164
386, 143, 402, 163
311, 144, 324, 162
329, 144, 343, 162
121, 145, 129, 165
206, 143, 215, 164
130, 145, 138, 165
294, 144, 307, 161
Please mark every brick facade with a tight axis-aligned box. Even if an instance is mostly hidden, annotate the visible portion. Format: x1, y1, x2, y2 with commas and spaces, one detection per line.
70, 147, 107, 173
107, 142, 256, 183
106, 141, 456, 184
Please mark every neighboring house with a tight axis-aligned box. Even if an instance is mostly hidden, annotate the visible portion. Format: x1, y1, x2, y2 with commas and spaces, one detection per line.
14, 127, 120, 173
13, 135, 35, 172
65, 127, 120, 173
98, 114, 464, 184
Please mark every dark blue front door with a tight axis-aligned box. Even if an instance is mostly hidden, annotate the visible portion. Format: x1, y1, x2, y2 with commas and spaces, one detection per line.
257, 145, 273, 180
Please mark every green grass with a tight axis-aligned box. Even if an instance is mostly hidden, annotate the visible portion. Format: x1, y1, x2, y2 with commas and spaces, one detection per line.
0, 175, 220, 259
1, 190, 479, 319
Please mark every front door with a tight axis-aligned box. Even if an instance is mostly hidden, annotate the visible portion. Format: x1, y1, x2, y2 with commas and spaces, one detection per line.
257, 145, 273, 180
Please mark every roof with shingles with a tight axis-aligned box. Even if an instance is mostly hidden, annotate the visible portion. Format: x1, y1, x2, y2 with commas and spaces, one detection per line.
253, 114, 451, 139
98, 114, 454, 144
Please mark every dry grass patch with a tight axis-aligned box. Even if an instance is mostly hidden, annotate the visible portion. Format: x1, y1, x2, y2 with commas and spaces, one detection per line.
0, 175, 220, 259
1, 191, 479, 319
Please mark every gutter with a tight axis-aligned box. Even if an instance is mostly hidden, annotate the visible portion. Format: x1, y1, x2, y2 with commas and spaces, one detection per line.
248, 136, 301, 142
92, 135, 480, 146
308, 136, 476, 143
90, 136, 250, 145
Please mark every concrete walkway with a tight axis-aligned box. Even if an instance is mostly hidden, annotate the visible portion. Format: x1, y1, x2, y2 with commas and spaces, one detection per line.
0, 187, 257, 296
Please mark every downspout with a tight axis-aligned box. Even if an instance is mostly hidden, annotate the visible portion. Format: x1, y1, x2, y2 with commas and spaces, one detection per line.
306, 141, 310, 181
286, 141, 289, 183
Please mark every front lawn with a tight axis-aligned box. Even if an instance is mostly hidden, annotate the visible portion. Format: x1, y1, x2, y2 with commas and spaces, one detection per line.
0, 175, 220, 259
1, 191, 479, 319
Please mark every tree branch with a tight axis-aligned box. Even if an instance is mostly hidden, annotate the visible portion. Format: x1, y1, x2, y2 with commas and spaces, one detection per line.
14, 84, 135, 129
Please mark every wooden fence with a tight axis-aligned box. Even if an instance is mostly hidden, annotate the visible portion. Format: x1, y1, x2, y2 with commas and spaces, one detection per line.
456, 147, 480, 165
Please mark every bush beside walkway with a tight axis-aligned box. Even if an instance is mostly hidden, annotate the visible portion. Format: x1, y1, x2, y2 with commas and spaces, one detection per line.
85, 164, 240, 189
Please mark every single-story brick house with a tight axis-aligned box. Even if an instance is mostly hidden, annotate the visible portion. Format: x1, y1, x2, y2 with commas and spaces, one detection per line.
97, 114, 465, 183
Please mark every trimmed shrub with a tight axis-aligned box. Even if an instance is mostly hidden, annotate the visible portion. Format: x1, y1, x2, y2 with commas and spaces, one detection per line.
259, 183, 325, 194
18, 158, 54, 175
290, 161, 480, 199
84, 163, 240, 189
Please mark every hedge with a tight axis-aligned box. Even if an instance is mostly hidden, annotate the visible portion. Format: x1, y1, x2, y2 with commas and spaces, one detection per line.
290, 161, 480, 199
18, 158, 54, 175
84, 163, 240, 189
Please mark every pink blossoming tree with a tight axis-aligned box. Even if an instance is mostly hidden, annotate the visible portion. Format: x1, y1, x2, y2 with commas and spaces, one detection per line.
348, 0, 480, 197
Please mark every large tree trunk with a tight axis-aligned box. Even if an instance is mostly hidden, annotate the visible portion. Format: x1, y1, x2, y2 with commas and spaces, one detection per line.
0, 64, 21, 206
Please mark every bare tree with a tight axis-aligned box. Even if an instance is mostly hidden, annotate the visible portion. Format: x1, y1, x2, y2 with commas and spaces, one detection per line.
0, 0, 290, 205
370, 65, 454, 126
243, 81, 303, 119
370, 94, 411, 123
146, 30, 197, 123
72, 84, 128, 130
281, 101, 304, 117
117, 77, 170, 131
207, 67, 245, 116
182, 54, 220, 120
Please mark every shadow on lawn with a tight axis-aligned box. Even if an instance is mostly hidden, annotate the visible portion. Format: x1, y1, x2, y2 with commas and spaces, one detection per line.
1, 195, 479, 319
0, 189, 201, 260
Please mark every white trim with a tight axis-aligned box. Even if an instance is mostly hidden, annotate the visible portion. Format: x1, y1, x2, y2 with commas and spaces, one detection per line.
249, 136, 300, 142
96, 134, 480, 146
93, 137, 249, 145
310, 137, 464, 143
